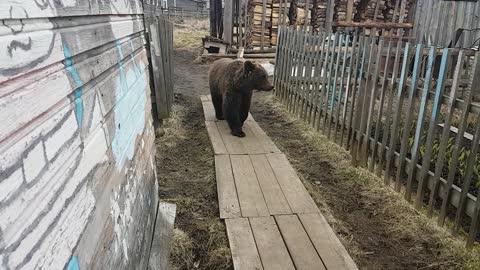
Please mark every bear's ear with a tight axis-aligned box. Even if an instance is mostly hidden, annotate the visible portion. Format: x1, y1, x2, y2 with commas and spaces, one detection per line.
244, 61, 255, 73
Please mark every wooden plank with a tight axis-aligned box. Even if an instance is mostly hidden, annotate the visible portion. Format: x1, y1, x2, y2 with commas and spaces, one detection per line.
424, 50, 452, 216
225, 218, 264, 270
361, 38, 383, 168
148, 202, 177, 270
316, 30, 334, 131
215, 155, 242, 219
267, 153, 319, 214
202, 100, 217, 121
327, 34, 344, 139
245, 120, 281, 153
276, 215, 326, 270
240, 125, 268, 154
216, 121, 248, 155
231, 155, 270, 217
299, 213, 358, 270
377, 38, 404, 178
340, 31, 358, 147
308, 31, 327, 126
200, 95, 210, 101
250, 155, 292, 215
346, 35, 367, 151
346, 0, 354, 22
334, 34, 350, 143
323, 32, 339, 133
371, 39, 393, 173
384, 42, 411, 188
397, 44, 424, 197
250, 217, 296, 270
261, 0, 267, 50
407, 46, 435, 206
205, 121, 228, 155
439, 51, 476, 225
452, 54, 480, 233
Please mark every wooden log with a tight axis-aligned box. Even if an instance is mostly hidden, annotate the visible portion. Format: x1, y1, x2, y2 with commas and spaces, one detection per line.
335, 21, 413, 29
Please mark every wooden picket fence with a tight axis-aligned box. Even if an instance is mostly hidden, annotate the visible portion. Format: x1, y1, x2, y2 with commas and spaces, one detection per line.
274, 26, 480, 248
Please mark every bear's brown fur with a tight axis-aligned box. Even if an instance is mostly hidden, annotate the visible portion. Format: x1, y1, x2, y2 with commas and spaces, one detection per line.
208, 58, 273, 137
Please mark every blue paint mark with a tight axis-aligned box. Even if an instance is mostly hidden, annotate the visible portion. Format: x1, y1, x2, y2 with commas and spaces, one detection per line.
63, 44, 83, 126
111, 40, 147, 168
67, 256, 79, 270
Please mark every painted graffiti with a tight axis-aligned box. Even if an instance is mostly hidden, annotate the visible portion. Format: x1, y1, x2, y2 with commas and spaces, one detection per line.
0, 0, 154, 269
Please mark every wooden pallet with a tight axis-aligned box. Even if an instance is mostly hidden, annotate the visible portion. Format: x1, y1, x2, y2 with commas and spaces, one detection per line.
201, 95, 358, 270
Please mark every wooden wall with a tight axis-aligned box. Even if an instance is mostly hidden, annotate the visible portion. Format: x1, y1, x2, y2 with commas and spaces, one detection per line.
0, 1, 159, 269
412, 0, 480, 48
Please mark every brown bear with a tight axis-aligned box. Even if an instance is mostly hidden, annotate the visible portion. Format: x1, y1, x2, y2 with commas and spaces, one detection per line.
208, 58, 274, 137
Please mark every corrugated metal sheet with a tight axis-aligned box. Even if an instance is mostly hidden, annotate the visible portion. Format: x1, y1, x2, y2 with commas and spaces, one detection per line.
412, 0, 480, 48
0, 1, 159, 269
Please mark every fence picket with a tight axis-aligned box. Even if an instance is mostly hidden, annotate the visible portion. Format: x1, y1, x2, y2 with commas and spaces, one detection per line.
308, 31, 327, 126
378, 39, 404, 179
405, 46, 436, 204
323, 32, 339, 133
396, 44, 424, 199
422, 50, 452, 216
362, 38, 384, 170
341, 32, 358, 147
435, 50, 466, 226
327, 34, 344, 139
371, 39, 393, 173
334, 34, 350, 142
316, 31, 334, 131
384, 42, 412, 187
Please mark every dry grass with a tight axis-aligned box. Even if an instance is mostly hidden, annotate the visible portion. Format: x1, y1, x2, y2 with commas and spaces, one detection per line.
173, 19, 208, 52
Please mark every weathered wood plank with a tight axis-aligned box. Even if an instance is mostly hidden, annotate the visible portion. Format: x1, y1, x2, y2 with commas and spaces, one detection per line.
250, 217, 295, 270
225, 218, 264, 270
267, 153, 319, 214
205, 121, 228, 155
240, 125, 267, 155
231, 155, 270, 217
216, 121, 248, 155
407, 46, 435, 205
202, 100, 217, 121
276, 215, 326, 270
425, 50, 452, 216
250, 155, 292, 215
148, 202, 177, 270
245, 120, 281, 153
299, 213, 358, 270
397, 44, 424, 197
215, 155, 241, 219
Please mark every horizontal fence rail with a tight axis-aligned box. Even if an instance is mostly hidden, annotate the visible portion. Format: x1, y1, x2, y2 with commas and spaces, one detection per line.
274, 26, 480, 248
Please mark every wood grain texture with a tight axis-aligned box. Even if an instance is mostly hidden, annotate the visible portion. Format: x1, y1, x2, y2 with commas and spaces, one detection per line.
226, 218, 264, 270
215, 155, 242, 219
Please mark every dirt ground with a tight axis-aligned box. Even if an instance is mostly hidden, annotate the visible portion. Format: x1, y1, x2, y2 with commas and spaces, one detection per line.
156, 19, 480, 270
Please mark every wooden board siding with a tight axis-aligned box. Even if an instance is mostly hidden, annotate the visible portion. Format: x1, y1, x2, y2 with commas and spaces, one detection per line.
0, 1, 161, 269
411, 0, 480, 48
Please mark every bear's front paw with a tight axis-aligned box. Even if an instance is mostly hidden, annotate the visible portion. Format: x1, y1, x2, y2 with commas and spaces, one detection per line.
231, 130, 246, 137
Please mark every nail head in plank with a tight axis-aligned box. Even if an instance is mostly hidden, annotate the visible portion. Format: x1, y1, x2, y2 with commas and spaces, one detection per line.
231, 155, 270, 217
276, 215, 327, 270
205, 121, 228, 155
250, 154, 292, 215
226, 218, 264, 270
267, 153, 319, 214
299, 213, 358, 270
250, 216, 296, 270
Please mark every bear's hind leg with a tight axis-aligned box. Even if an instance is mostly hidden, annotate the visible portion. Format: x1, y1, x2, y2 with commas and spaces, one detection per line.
211, 93, 225, 120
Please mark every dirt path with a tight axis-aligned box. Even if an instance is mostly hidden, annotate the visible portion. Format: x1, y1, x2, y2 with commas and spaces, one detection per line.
156, 20, 480, 270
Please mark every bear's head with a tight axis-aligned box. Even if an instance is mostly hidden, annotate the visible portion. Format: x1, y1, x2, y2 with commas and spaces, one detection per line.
243, 61, 274, 91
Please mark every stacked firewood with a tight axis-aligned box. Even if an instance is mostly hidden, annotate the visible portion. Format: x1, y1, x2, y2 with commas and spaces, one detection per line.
353, 0, 411, 22
335, 0, 360, 22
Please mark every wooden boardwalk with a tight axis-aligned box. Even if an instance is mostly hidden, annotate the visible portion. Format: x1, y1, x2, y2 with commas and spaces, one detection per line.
201, 95, 358, 270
